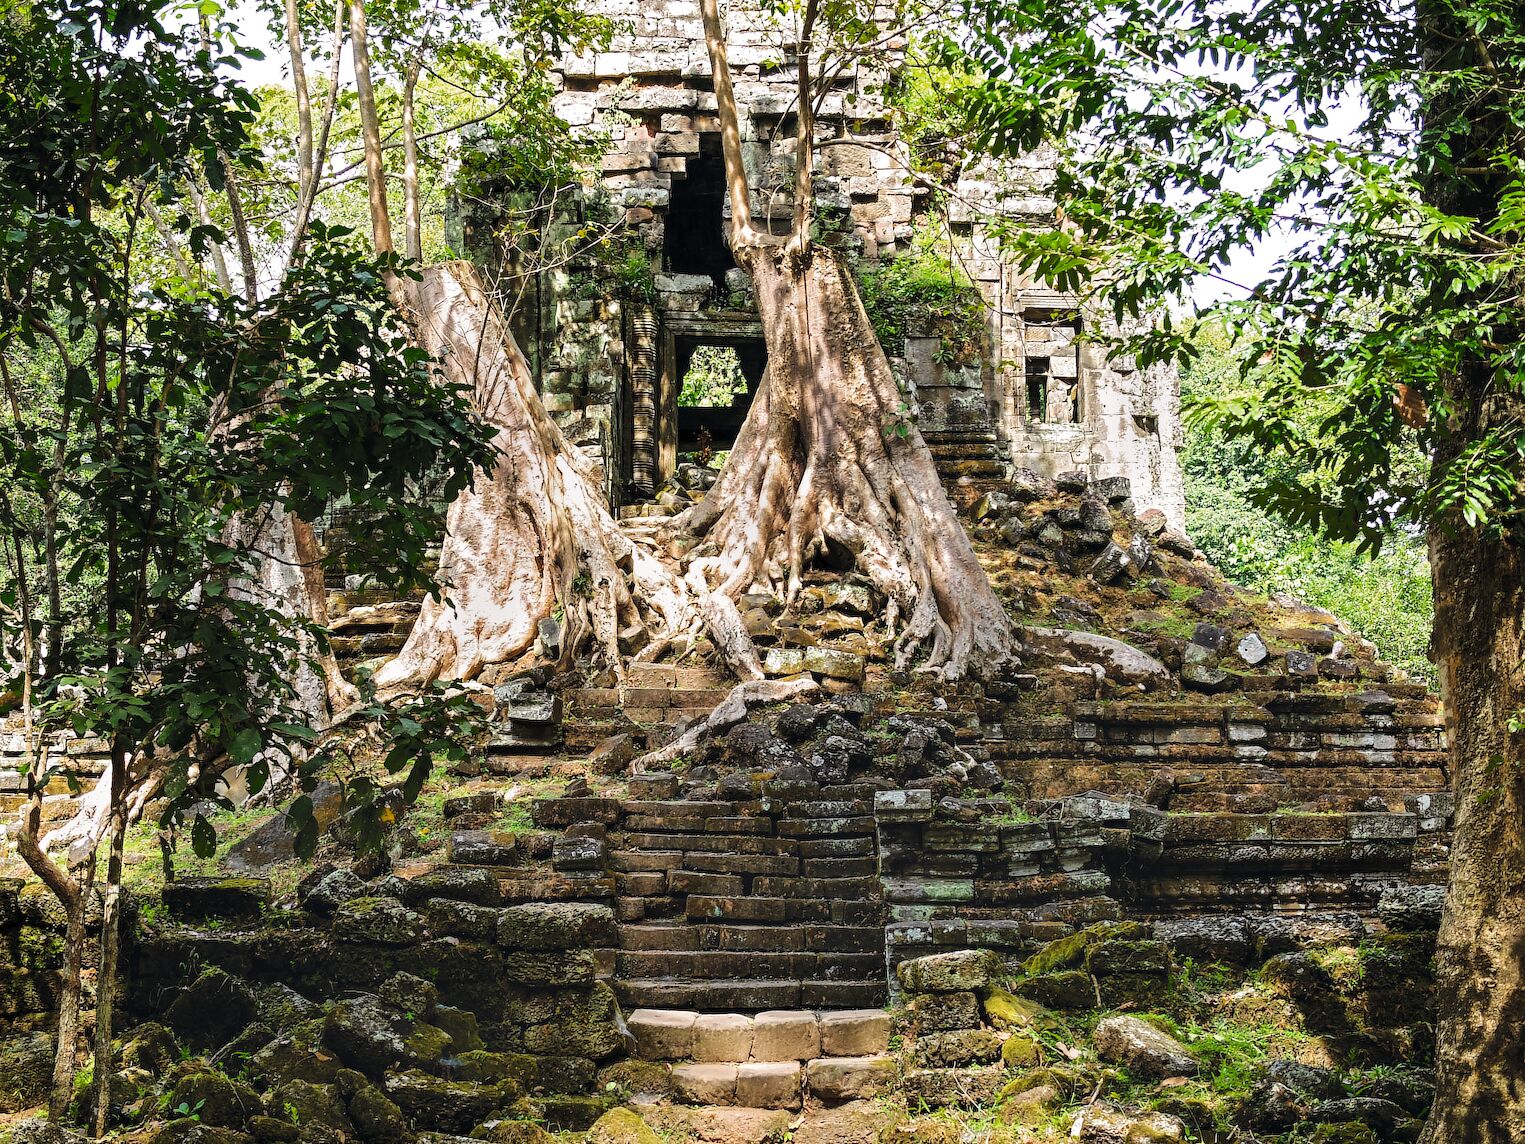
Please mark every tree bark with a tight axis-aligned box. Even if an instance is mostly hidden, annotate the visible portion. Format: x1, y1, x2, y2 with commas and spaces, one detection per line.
1422, 515, 1525, 1143
372, 262, 699, 691
14, 782, 88, 1121
286, 0, 347, 271
349, 0, 394, 258
1416, 9, 1525, 1140
682, 0, 1020, 680
224, 499, 358, 725
402, 55, 423, 263
284, 0, 314, 205
91, 803, 126, 1136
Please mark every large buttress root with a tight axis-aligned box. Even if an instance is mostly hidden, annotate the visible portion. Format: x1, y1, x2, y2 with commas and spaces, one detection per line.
675, 245, 1020, 681
374, 262, 699, 693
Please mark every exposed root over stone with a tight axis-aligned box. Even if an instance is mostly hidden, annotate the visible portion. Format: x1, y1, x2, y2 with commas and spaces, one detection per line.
631, 676, 820, 770
374, 263, 720, 694
672, 243, 1021, 681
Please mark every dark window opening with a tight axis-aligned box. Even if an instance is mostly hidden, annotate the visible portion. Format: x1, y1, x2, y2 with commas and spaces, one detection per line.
1026, 358, 1048, 422
664, 134, 736, 287
675, 336, 766, 457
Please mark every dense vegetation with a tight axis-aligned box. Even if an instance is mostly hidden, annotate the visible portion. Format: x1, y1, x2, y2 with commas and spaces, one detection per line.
1180, 331, 1435, 684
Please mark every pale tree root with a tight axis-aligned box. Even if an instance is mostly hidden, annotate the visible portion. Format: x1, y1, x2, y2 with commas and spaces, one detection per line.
373, 262, 753, 697
630, 677, 821, 770
672, 242, 1021, 682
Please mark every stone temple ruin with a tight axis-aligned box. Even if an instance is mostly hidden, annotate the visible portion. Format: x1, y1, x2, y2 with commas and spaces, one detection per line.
0, 9, 1448, 1142
460, 0, 1186, 525
0, 462, 1448, 1138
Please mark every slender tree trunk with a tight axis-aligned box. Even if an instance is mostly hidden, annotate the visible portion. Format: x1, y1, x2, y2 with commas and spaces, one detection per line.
790, 0, 821, 244
285, 0, 314, 204
402, 55, 423, 263
187, 178, 234, 295
286, 0, 347, 270
91, 799, 126, 1135
222, 157, 259, 302
349, 0, 394, 257
15, 781, 87, 1120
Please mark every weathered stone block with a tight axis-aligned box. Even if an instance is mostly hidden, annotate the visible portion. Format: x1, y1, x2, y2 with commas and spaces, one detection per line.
805, 1055, 897, 1101
819, 1010, 891, 1056
736, 1061, 802, 1109
913, 1028, 1003, 1068
670, 1062, 738, 1105
692, 1014, 754, 1062
629, 1009, 696, 1061
1092, 1015, 1198, 1079
895, 949, 1002, 994
497, 902, 618, 950
750, 1010, 819, 1061
908, 990, 981, 1033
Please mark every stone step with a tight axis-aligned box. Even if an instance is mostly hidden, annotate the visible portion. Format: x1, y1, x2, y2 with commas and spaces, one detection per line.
615, 978, 889, 1012
615, 949, 885, 980
616, 978, 805, 1011
926, 440, 1003, 459
937, 458, 1006, 479
628, 1008, 892, 1063
618, 922, 886, 953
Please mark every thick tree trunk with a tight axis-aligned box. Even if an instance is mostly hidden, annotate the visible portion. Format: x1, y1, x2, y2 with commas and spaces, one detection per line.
1422, 520, 1525, 1141
683, 0, 1019, 680
1416, 10, 1525, 1139
373, 262, 698, 691
679, 245, 1019, 678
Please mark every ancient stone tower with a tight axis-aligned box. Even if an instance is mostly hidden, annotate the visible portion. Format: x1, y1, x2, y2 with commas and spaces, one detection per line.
465, 0, 1186, 526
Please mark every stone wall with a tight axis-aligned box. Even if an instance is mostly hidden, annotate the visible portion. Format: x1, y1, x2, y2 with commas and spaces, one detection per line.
474, 0, 1188, 522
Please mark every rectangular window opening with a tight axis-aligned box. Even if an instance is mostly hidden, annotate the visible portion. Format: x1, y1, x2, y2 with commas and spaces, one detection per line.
1026, 357, 1049, 422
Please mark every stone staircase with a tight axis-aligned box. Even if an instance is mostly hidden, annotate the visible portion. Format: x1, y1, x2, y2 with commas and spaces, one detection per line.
0, 728, 110, 821
326, 593, 421, 674
626, 1007, 896, 1109
923, 427, 1007, 482
605, 781, 888, 1011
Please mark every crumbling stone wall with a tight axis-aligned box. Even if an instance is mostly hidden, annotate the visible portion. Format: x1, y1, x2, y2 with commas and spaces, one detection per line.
485, 0, 1188, 521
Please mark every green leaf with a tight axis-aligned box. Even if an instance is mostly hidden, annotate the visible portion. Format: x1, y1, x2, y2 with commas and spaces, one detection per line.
191, 814, 216, 859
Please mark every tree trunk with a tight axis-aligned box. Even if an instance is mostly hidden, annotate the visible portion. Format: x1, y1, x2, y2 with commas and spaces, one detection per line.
91, 801, 126, 1136
1415, 9, 1525, 1139
284, 0, 314, 205
682, 0, 1020, 680
372, 262, 699, 691
349, 0, 393, 258
1422, 515, 1525, 1143
402, 55, 423, 263
14, 779, 88, 1120
224, 499, 358, 725
286, 0, 347, 271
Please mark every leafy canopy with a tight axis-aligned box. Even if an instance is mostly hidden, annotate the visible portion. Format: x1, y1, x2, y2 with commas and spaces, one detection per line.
0, 0, 494, 853
955, 0, 1525, 547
